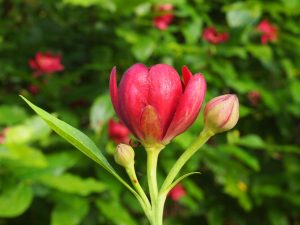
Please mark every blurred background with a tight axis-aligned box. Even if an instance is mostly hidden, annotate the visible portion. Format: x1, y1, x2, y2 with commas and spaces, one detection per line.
1, 0, 300, 224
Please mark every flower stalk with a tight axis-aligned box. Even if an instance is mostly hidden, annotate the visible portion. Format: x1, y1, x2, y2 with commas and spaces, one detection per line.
109, 63, 239, 225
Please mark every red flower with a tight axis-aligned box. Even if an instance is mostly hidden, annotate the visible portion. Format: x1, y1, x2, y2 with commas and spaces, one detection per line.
256, 20, 278, 44
29, 52, 64, 77
28, 84, 40, 95
202, 27, 229, 45
0, 133, 5, 144
108, 119, 130, 144
168, 184, 186, 201
109, 64, 206, 146
0, 128, 9, 144
247, 91, 261, 106
153, 4, 174, 30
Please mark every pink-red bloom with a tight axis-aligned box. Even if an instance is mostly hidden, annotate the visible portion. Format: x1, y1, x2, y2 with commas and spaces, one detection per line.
0, 128, 9, 144
0, 132, 5, 144
108, 119, 130, 144
247, 91, 261, 106
29, 52, 64, 77
153, 4, 174, 30
28, 84, 40, 95
109, 64, 206, 146
168, 184, 186, 201
256, 20, 278, 44
202, 27, 229, 45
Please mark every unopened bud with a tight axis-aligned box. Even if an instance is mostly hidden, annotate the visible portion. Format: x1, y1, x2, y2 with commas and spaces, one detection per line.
114, 144, 135, 168
204, 94, 239, 134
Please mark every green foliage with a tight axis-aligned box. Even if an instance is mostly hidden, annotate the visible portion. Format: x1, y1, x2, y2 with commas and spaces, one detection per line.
0, 0, 300, 224
0, 182, 33, 218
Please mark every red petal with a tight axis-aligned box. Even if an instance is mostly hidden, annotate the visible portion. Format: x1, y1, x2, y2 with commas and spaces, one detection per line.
148, 64, 182, 134
109, 66, 120, 116
29, 59, 38, 70
182, 66, 193, 87
140, 105, 163, 143
163, 74, 206, 143
118, 63, 149, 140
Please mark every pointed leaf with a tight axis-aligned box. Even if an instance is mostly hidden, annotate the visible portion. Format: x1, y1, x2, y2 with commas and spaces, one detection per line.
0, 182, 33, 217
164, 172, 201, 194
20, 96, 135, 194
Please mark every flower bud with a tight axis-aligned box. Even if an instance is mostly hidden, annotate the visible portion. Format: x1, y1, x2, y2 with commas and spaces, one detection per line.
204, 94, 239, 134
114, 144, 135, 168
109, 64, 206, 146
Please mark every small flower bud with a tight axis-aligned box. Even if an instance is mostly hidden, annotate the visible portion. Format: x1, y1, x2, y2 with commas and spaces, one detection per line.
114, 144, 135, 168
204, 94, 239, 134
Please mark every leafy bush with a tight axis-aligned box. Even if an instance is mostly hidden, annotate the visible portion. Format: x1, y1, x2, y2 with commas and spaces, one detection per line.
0, 0, 300, 225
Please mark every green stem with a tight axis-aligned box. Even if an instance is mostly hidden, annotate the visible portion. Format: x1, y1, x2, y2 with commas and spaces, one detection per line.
154, 195, 166, 225
145, 145, 164, 225
160, 128, 213, 195
147, 129, 213, 225
125, 163, 151, 219
147, 150, 159, 203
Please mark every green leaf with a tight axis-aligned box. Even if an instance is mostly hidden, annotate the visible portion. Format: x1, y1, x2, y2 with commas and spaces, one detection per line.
219, 145, 260, 171
132, 36, 156, 61
182, 18, 202, 44
96, 199, 138, 225
4, 116, 51, 144
0, 105, 28, 125
237, 135, 265, 149
51, 196, 89, 225
90, 93, 114, 134
0, 182, 33, 218
20, 96, 135, 194
0, 144, 48, 168
246, 45, 273, 62
268, 210, 289, 225
62, 0, 116, 11
38, 173, 107, 196
224, 2, 262, 27
165, 172, 201, 194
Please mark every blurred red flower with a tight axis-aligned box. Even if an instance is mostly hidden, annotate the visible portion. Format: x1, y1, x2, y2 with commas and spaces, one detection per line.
29, 52, 64, 77
256, 20, 278, 44
0, 128, 9, 144
202, 27, 229, 44
247, 91, 261, 106
28, 84, 40, 95
108, 119, 130, 144
153, 4, 174, 30
168, 184, 186, 201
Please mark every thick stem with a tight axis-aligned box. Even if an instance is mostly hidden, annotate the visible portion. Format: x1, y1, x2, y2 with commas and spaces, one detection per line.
145, 145, 164, 225
154, 195, 166, 225
147, 150, 160, 204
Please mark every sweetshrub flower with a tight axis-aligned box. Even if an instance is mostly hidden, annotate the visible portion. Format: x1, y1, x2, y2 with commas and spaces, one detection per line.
256, 20, 278, 44
153, 4, 174, 30
108, 119, 130, 144
168, 184, 186, 201
0, 128, 9, 144
29, 52, 64, 77
109, 64, 206, 146
203, 27, 229, 44
28, 84, 40, 95
204, 94, 239, 134
247, 91, 261, 106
